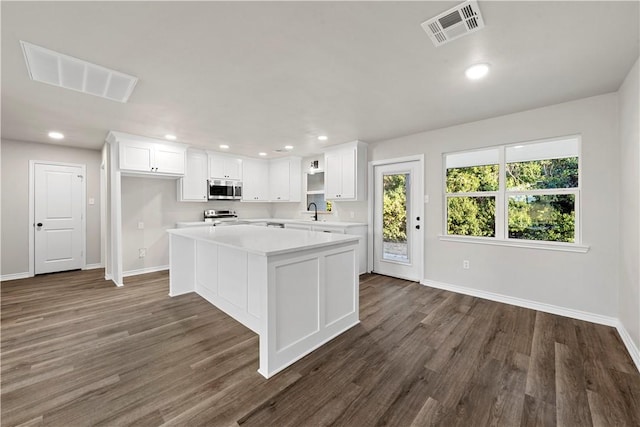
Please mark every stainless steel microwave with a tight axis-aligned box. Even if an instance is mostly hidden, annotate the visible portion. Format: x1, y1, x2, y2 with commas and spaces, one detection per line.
208, 179, 242, 200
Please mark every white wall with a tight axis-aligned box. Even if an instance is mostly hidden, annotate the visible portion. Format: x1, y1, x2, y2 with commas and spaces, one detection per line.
366, 93, 620, 318
1, 139, 102, 276
619, 58, 640, 352
121, 176, 272, 272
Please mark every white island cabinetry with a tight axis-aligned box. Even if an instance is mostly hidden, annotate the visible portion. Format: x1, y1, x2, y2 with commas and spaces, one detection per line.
168, 225, 360, 378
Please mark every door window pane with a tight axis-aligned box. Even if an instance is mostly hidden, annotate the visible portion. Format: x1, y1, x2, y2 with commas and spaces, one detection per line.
508, 194, 575, 242
447, 196, 496, 237
383, 173, 409, 262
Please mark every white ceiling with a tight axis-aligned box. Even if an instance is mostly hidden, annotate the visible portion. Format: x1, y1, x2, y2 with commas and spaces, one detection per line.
2, 1, 638, 158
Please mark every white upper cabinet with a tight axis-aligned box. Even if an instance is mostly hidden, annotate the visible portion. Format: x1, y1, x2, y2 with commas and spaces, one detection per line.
269, 157, 301, 202
269, 158, 290, 201
209, 153, 242, 180
118, 139, 154, 172
178, 149, 208, 202
154, 144, 188, 175
109, 132, 186, 176
324, 141, 367, 201
242, 158, 270, 201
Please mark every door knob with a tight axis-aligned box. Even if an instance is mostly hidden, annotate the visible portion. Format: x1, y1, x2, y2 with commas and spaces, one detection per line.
36, 223, 43, 227
415, 225, 420, 230
416, 216, 420, 221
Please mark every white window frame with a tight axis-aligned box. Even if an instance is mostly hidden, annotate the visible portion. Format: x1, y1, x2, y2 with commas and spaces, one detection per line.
440, 135, 589, 253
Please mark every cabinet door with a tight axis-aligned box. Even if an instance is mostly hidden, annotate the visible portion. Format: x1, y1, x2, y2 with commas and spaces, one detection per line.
209, 155, 227, 179
155, 145, 186, 175
180, 150, 208, 201
269, 159, 290, 201
340, 148, 356, 199
242, 159, 269, 201
119, 140, 154, 172
209, 155, 242, 180
324, 151, 343, 199
225, 158, 243, 180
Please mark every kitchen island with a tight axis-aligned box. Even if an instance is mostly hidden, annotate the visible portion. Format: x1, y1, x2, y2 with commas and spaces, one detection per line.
167, 225, 360, 378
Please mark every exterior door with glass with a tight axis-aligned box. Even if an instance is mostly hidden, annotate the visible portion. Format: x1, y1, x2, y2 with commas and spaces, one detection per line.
373, 161, 423, 281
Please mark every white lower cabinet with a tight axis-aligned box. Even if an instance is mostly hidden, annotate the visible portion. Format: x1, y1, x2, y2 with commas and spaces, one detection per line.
178, 149, 209, 202
284, 223, 311, 231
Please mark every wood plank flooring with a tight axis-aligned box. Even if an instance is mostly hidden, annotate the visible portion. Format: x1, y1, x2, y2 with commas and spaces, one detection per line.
2, 269, 639, 426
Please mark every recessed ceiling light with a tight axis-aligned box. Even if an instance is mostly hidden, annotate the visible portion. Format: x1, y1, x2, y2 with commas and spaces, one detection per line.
284, 145, 294, 150
258, 152, 267, 157
465, 63, 490, 80
48, 131, 64, 140
165, 134, 177, 141
219, 144, 229, 149
318, 135, 328, 141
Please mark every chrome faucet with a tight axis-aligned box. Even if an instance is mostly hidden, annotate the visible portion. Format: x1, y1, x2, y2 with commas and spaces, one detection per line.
307, 202, 318, 221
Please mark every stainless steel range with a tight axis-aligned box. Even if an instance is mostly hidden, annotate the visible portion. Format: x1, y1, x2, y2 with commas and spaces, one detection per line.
203, 209, 250, 226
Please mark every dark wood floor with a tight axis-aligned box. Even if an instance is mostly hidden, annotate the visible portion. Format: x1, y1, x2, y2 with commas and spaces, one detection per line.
1, 270, 638, 426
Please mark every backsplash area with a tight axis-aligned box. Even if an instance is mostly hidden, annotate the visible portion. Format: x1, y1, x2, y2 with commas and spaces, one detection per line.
121, 176, 368, 273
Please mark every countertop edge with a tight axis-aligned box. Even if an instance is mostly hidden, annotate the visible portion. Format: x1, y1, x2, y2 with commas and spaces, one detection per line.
167, 227, 360, 257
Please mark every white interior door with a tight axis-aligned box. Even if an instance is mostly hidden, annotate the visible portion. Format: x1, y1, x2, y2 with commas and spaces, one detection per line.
373, 161, 423, 281
34, 163, 84, 274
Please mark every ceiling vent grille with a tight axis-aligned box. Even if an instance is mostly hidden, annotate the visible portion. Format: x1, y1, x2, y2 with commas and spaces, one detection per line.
20, 41, 138, 103
421, 0, 485, 47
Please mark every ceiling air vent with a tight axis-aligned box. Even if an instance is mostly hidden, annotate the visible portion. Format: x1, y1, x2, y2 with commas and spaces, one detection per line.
20, 41, 138, 103
421, 0, 485, 47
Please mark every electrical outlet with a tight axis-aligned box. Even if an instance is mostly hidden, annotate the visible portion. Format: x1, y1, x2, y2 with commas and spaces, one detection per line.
139, 248, 146, 258
463, 260, 470, 269
138, 221, 144, 230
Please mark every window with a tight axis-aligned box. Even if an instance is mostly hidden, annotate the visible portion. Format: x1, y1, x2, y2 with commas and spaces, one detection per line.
444, 136, 581, 247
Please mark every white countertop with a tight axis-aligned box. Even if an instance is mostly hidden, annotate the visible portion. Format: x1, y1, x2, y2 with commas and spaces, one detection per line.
176, 218, 367, 228
167, 224, 360, 256
247, 218, 367, 227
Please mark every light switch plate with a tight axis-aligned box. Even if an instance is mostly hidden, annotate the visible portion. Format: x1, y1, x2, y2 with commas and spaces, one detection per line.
88, 197, 95, 205
424, 195, 430, 203
138, 221, 144, 229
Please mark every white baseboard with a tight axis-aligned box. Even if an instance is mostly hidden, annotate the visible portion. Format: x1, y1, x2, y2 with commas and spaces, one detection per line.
122, 265, 169, 278
0, 272, 31, 281
83, 263, 103, 270
420, 279, 618, 327
616, 321, 640, 373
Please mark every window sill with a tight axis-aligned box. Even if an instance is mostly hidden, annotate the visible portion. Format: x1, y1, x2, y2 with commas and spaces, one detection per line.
438, 235, 590, 253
